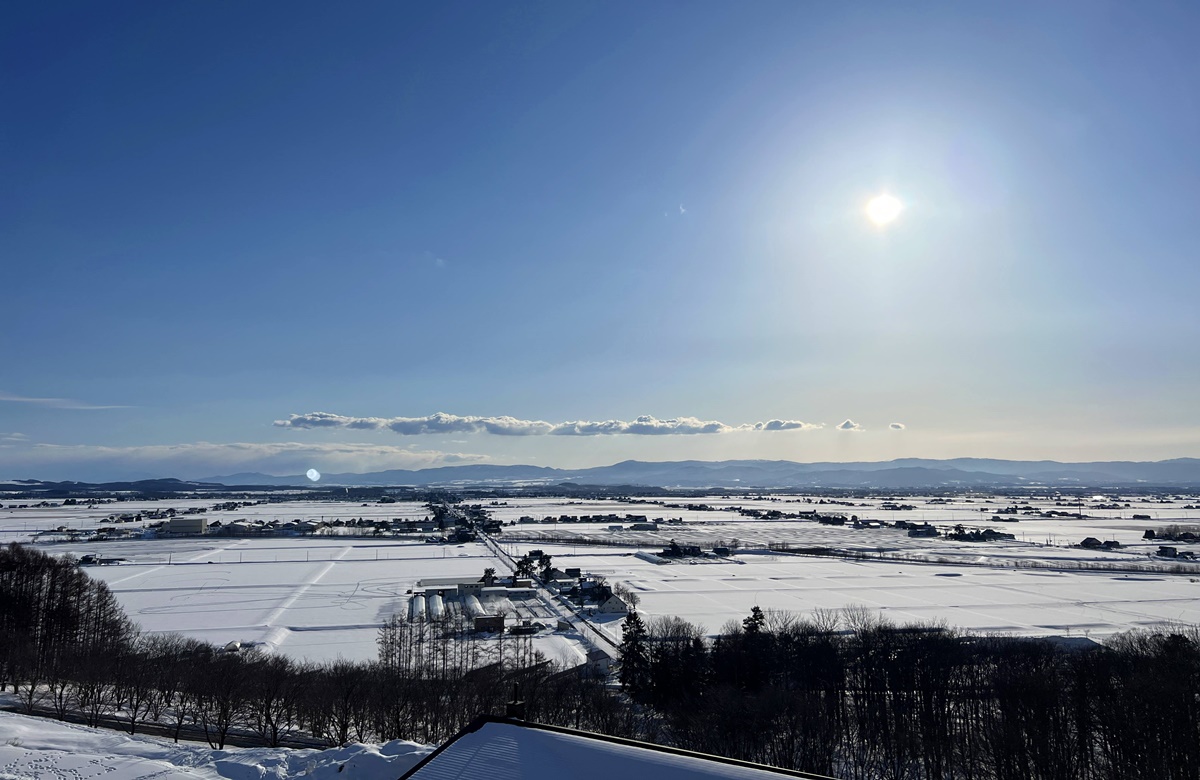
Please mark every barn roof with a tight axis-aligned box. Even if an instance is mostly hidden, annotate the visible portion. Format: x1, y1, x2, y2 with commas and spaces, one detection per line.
398, 716, 833, 780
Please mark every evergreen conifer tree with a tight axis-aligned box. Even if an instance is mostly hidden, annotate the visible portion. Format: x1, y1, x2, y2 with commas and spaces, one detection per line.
618, 611, 650, 693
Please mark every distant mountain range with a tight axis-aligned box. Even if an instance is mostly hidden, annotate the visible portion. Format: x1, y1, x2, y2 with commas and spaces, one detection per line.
196, 457, 1200, 489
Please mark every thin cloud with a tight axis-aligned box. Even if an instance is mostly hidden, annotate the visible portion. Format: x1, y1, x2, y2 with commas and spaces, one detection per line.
3, 441, 488, 480
837, 419, 864, 432
275, 411, 822, 437
0, 392, 131, 410
889, 422, 906, 430
1, 432, 28, 442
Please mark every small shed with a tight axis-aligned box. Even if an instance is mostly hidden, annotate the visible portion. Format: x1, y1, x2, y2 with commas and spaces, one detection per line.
474, 615, 505, 633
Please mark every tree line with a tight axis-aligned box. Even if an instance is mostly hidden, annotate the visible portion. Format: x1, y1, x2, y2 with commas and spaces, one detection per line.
619, 605, 1200, 779
0, 543, 624, 749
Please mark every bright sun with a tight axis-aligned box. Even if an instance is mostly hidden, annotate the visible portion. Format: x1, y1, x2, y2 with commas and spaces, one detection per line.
866, 193, 903, 226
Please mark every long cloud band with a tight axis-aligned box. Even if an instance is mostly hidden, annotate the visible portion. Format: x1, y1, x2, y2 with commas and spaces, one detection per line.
274, 411, 822, 436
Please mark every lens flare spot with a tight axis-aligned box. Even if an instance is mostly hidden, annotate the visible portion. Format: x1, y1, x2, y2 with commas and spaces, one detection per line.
866, 193, 903, 226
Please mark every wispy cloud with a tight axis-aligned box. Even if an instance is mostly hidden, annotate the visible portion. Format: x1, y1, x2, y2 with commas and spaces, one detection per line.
0, 432, 28, 442
837, 419, 864, 432
889, 422, 906, 430
275, 411, 822, 437
0, 392, 130, 410
1, 441, 488, 481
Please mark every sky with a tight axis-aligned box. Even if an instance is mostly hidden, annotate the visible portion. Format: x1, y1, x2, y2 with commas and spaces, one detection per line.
2, 1, 1199, 480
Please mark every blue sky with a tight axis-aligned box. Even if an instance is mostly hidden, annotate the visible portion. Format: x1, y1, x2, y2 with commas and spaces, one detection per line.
2, 1, 1198, 479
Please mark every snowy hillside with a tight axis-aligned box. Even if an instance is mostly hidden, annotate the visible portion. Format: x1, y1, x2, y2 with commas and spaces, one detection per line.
0, 710, 430, 780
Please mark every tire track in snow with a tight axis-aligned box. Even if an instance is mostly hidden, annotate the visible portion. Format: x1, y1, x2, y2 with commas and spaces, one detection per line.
105, 540, 249, 586
259, 546, 352, 630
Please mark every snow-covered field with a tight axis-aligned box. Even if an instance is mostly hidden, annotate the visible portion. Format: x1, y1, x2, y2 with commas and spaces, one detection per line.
74, 538, 498, 661
490, 493, 1200, 641
0, 497, 429, 544
36, 538, 581, 665
17, 534, 588, 665
527, 543, 1200, 642
495, 494, 1200, 550
6, 494, 1200, 661
0, 709, 429, 780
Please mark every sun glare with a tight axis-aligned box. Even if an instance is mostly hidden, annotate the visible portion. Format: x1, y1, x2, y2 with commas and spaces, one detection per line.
866, 193, 903, 226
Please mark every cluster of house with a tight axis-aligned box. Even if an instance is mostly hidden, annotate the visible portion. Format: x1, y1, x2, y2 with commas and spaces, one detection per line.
738, 507, 804, 520
811, 513, 943, 538
158, 515, 473, 539
1138, 527, 1200, 559
1143, 527, 1200, 543
946, 526, 1017, 542
544, 571, 630, 616
516, 513, 681, 531
659, 540, 705, 558
1078, 533, 1200, 560
633, 542, 735, 564
903, 522, 939, 538
991, 504, 1079, 520
209, 500, 269, 512
1154, 546, 1197, 560
33, 524, 143, 542
92, 505, 215, 524
1079, 537, 1123, 551
797, 514, 1020, 543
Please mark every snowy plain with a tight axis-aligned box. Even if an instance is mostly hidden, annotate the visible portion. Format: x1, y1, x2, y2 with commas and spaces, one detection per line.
4, 493, 1200, 663
32, 537, 586, 665
492, 493, 1200, 640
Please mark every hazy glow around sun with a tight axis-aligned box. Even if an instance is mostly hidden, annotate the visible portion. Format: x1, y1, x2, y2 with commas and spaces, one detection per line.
866, 193, 903, 226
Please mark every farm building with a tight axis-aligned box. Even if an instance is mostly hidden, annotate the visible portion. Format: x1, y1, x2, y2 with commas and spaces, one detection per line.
473, 615, 505, 633
167, 517, 207, 535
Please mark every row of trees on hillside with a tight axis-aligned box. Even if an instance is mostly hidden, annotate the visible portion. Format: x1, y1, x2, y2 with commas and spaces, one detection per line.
0, 543, 620, 748
0, 541, 136, 713
620, 606, 1200, 780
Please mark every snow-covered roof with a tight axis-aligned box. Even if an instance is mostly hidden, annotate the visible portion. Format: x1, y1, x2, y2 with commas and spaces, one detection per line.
400, 717, 830, 780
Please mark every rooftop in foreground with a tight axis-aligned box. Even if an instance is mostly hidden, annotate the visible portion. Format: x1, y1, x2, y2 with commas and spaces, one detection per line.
400, 716, 834, 780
